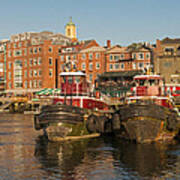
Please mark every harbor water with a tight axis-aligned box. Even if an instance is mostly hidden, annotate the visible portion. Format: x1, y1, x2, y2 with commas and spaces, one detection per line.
0, 114, 180, 179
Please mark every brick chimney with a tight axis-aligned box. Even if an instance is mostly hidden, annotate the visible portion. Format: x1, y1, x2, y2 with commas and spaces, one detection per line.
106, 40, 111, 48
156, 39, 161, 51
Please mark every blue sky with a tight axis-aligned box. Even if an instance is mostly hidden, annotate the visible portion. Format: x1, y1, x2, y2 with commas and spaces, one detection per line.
0, 0, 179, 46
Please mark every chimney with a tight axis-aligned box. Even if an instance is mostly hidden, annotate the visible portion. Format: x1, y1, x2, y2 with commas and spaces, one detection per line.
106, 40, 111, 48
156, 39, 161, 50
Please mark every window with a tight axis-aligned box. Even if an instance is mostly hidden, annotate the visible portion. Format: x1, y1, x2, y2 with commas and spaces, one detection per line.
8, 62, 12, 69
72, 61, 77, 70
109, 55, 113, 61
132, 53, 136, 59
34, 47, 37, 54
14, 60, 22, 68
139, 53, 144, 60
29, 70, 33, 77
95, 53, 100, 59
49, 58, 53, 65
14, 43, 17, 48
29, 81, 32, 88
48, 47, 53, 53
34, 58, 37, 66
14, 50, 22, 57
8, 82, 12, 89
96, 62, 100, 69
82, 53, 86, 60
8, 51, 11, 57
73, 55, 77, 60
34, 70, 37, 77
67, 28, 71, 36
24, 81, 28, 88
133, 63, 136, 69
0, 63, 3, 72
24, 59, 27, 67
89, 62, 93, 71
58, 48, 61, 54
109, 64, 113, 70
61, 55, 64, 61
29, 48, 33, 54
8, 72, 11, 79
66, 56, 70, 61
24, 70, 27, 78
18, 42, 22, 48
82, 63, 86, 70
33, 80, 37, 88
120, 54, 124, 59
146, 63, 150, 68
89, 74, 93, 82
89, 53, 93, 60
139, 62, 144, 69
38, 80, 42, 88
146, 53, 150, 59
115, 63, 119, 69
114, 55, 119, 61
39, 69, 42, 76
14, 82, 23, 88
49, 69, 53, 77
120, 63, 124, 70
38, 57, 42, 65
29, 59, 33, 66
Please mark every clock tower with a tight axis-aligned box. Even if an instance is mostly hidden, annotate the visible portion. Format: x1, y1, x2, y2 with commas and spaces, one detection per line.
65, 17, 77, 41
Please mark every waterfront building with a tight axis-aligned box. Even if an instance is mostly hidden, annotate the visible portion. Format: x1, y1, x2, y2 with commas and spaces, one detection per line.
5, 31, 72, 94
105, 45, 132, 72
58, 40, 104, 85
155, 38, 180, 83
129, 45, 152, 72
105, 43, 152, 73
0, 40, 9, 92
78, 45, 106, 84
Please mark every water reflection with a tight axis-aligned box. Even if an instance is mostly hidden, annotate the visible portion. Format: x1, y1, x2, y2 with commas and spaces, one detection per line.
35, 136, 180, 180
0, 114, 180, 179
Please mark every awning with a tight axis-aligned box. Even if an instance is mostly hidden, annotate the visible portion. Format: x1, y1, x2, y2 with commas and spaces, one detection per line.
5, 89, 43, 94
35, 88, 61, 95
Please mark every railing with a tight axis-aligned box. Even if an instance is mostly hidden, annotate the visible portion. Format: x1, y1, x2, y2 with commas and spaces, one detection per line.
61, 83, 89, 95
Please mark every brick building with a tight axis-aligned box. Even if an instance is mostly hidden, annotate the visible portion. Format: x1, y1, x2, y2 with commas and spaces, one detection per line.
105, 44, 152, 73
78, 45, 106, 84
105, 45, 132, 72
0, 40, 9, 92
4, 31, 72, 94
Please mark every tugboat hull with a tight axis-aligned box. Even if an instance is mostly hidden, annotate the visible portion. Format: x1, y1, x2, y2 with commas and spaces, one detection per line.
34, 104, 101, 141
112, 103, 180, 143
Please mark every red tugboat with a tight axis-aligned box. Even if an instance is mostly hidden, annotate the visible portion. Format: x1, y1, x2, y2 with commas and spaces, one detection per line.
34, 71, 108, 141
53, 71, 107, 110
112, 74, 180, 143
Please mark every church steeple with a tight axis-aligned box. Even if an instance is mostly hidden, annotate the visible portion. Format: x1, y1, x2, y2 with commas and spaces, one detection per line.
65, 17, 77, 40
